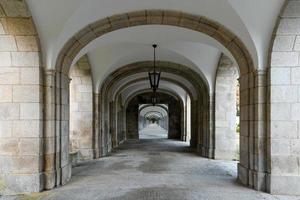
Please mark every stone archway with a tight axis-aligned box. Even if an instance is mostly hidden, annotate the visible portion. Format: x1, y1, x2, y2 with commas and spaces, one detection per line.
0, 0, 44, 194
50, 10, 264, 192
126, 91, 182, 140
98, 61, 208, 156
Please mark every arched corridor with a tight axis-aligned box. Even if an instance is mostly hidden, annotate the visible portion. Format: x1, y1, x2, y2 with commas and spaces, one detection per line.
3, 0, 300, 199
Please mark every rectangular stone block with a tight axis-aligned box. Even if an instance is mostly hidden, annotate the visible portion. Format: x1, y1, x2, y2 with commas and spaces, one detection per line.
0, 120, 12, 137
269, 175, 300, 195
271, 52, 299, 67
13, 120, 42, 137
0, 67, 19, 84
20, 103, 42, 120
2, 173, 43, 193
6, 18, 36, 35
270, 68, 290, 85
238, 163, 248, 185
15, 36, 38, 51
271, 85, 297, 103
270, 121, 297, 139
19, 138, 42, 156
11, 52, 39, 67
271, 155, 298, 175
272, 35, 295, 51
0, 0, 31, 18
283, 1, 300, 17
291, 68, 300, 85
291, 139, 300, 155
0, 138, 18, 155
291, 103, 300, 120
294, 36, 300, 51
13, 85, 41, 103
20, 68, 41, 84
78, 103, 92, 112
271, 139, 290, 155
12, 155, 41, 173
278, 18, 300, 34
0, 35, 17, 51
0, 52, 11, 67
0, 103, 19, 120
270, 103, 291, 120
0, 85, 12, 102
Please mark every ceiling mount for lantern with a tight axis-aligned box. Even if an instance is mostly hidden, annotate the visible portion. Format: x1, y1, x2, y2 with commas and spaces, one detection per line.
148, 44, 161, 92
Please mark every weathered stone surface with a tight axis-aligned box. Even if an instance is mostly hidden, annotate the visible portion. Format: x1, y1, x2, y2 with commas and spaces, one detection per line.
271, 86, 297, 103
6, 18, 35, 35
0, 0, 31, 17
13, 120, 42, 137
69, 57, 94, 161
13, 85, 41, 103
15, 36, 38, 51
0, 85, 12, 102
270, 68, 290, 85
20, 67, 41, 84
270, 121, 297, 139
271, 52, 299, 67
0, 103, 19, 120
0, 52, 11, 67
273, 35, 295, 51
0, 35, 17, 51
20, 103, 42, 120
11, 52, 39, 67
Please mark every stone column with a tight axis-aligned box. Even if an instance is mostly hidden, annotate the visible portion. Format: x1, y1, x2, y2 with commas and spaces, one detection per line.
43, 70, 57, 189
93, 93, 100, 159
190, 100, 198, 149
250, 70, 268, 191
58, 73, 72, 185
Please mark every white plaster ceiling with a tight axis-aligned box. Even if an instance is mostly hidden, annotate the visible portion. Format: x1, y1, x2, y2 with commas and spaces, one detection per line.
76, 25, 222, 91
120, 80, 188, 106
107, 71, 197, 103
26, 0, 284, 93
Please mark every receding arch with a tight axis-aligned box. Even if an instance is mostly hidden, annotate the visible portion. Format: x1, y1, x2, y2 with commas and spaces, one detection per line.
126, 90, 182, 140
56, 10, 254, 75
98, 61, 208, 151
49, 9, 264, 193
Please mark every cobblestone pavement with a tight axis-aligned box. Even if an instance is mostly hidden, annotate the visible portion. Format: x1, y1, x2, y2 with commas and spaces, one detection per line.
2, 128, 300, 200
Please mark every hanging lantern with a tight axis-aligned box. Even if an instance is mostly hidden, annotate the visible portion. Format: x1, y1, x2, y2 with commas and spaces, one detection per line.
148, 44, 161, 91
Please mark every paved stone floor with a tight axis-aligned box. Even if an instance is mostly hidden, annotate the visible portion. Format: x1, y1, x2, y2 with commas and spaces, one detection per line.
2, 127, 300, 200
139, 124, 168, 139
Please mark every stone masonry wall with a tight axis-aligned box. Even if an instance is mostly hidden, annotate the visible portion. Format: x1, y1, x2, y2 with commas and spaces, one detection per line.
69, 56, 94, 161
0, 0, 44, 194
268, 0, 300, 195
215, 55, 239, 160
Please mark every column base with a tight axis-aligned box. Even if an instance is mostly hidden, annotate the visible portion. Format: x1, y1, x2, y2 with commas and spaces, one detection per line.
267, 174, 300, 195
0, 172, 43, 195
238, 163, 267, 192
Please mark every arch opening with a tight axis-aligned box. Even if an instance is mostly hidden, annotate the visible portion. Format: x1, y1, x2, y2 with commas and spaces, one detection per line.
46, 9, 260, 193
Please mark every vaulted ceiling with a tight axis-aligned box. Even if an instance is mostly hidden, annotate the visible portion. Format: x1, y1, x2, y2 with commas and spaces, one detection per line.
26, 0, 284, 91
